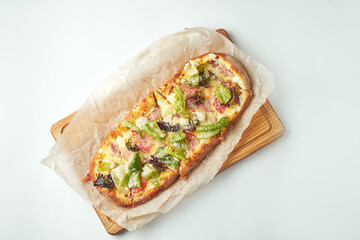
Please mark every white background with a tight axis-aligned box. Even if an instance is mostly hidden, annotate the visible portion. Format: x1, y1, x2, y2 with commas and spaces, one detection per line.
1, 0, 359, 239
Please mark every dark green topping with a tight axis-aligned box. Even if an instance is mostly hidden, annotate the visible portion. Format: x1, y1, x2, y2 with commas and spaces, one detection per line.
149, 155, 165, 171
156, 121, 180, 132
125, 139, 140, 152
94, 174, 114, 189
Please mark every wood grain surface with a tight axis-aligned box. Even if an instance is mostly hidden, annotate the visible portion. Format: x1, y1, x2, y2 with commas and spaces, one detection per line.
50, 29, 284, 234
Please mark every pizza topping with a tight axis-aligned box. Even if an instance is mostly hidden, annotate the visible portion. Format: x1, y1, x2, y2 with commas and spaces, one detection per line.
196, 129, 222, 139
164, 146, 186, 161
186, 97, 211, 112
141, 164, 159, 179
196, 117, 229, 132
149, 177, 160, 187
232, 83, 242, 106
156, 121, 180, 132
98, 161, 114, 172
148, 155, 165, 171
111, 165, 128, 190
193, 111, 206, 122
185, 98, 199, 111
178, 117, 190, 127
109, 142, 121, 157
155, 147, 180, 171
188, 75, 201, 87
128, 152, 142, 172
135, 117, 150, 130
128, 171, 141, 188
199, 102, 211, 112
141, 166, 161, 188
131, 130, 139, 137
223, 81, 233, 90
209, 60, 217, 68
185, 132, 199, 151
143, 121, 166, 141
173, 86, 185, 114
179, 84, 200, 98
120, 152, 142, 188
213, 95, 227, 114
232, 87, 240, 105
182, 124, 195, 132
148, 106, 161, 121
170, 132, 186, 142
131, 179, 149, 193
219, 65, 233, 76
215, 83, 232, 104
190, 90, 204, 105
183, 87, 211, 112
172, 141, 188, 150
182, 118, 199, 132
137, 134, 152, 153
170, 132, 188, 150
120, 121, 142, 138
94, 174, 114, 189
125, 139, 140, 152
187, 62, 215, 87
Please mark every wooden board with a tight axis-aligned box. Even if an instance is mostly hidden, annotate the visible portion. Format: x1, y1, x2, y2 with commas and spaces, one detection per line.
50, 29, 285, 234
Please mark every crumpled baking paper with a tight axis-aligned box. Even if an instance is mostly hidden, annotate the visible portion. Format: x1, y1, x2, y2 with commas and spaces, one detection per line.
41, 27, 275, 231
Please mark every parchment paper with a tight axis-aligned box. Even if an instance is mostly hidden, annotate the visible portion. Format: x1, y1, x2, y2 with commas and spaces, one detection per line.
41, 27, 275, 231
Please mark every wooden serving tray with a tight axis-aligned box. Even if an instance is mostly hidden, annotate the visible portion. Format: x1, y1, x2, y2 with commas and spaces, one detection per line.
50, 29, 284, 234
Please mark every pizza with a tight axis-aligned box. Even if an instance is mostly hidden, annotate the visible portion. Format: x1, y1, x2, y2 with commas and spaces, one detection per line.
89, 53, 251, 207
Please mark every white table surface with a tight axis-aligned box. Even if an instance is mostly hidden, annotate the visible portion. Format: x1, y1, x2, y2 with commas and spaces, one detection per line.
1, 1, 360, 239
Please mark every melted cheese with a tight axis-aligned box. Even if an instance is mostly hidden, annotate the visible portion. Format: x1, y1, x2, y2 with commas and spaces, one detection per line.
158, 99, 175, 117
167, 93, 176, 104
136, 117, 149, 129
178, 117, 189, 127
163, 113, 178, 126
193, 111, 206, 122
116, 135, 127, 149
204, 112, 218, 125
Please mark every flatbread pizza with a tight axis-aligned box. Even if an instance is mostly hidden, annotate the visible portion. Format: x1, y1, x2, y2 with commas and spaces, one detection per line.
89, 53, 251, 207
